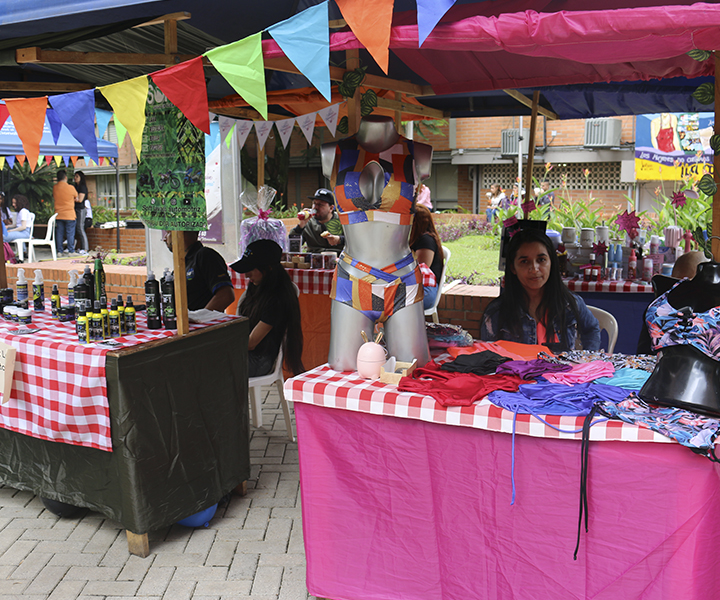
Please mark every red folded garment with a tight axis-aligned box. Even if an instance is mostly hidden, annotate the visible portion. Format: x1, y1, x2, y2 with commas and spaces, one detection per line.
399, 362, 525, 407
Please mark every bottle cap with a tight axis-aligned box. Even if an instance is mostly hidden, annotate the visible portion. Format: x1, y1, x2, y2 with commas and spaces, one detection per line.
34, 270, 43, 283
68, 269, 79, 287
94, 301, 100, 310
147, 272, 156, 281
52, 284, 59, 292
110, 298, 117, 308
17, 268, 25, 283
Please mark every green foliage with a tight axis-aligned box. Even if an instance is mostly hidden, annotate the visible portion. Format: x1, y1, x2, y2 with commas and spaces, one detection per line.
693, 82, 714, 105
338, 66, 367, 98
4, 161, 59, 224
92, 206, 118, 225
411, 120, 448, 141
360, 89, 378, 116
698, 173, 717, 196
687, 49, 712, 61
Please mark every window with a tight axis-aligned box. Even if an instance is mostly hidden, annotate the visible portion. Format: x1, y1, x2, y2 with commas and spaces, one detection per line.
95, 174, 136, 210
425, 163, 458, 210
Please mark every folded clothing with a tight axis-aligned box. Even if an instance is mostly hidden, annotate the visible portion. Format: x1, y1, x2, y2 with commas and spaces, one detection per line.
440, 350, 511, 375
496, 358, 573, 380
542, 360, 615, 385
593, 368, 651, 390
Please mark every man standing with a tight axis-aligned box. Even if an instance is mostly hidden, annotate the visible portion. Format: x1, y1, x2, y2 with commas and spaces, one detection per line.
289, 188, 344, 254
53, 170, 78, 254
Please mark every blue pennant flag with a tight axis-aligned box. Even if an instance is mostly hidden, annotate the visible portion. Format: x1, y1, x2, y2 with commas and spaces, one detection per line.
49, 90, 99, 164
268, 1, 331, 102
6, 156, 14, 169
417, 0, 457, 47
46, 108, 63, 144
95, 108, 113, 139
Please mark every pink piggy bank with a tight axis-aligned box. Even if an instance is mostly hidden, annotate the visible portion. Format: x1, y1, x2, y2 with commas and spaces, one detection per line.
356, 342, 386, 380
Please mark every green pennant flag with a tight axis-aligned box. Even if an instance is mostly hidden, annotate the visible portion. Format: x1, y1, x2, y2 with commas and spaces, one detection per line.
205, 33, 267, 120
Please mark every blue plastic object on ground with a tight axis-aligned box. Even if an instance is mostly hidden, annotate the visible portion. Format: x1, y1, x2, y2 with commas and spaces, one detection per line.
177, 503, 218, 528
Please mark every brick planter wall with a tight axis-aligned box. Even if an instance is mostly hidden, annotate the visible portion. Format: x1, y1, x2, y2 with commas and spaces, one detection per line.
435, 284, 499, 339
86, 227, 146, 253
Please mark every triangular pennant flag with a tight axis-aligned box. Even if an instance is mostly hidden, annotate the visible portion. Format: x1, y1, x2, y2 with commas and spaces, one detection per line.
114, 118, 128, 147
15, 155, 25, 166
98, 76, 149, 159
46, 108, 63, 144
336, 0, 393, 73
254, 121, 273, 150
297, 111, 317, 145
45, 156, 52, 166
0, 104, 9, 131
83, 155, 90, 165
151, 57, 210, 134
267, 2, 331, 102
219, 116, 235, 148
5, 97, 47, 172
0, 157, 5, 171
95, 108, 113, 139
71, 156, 78, 166
60, 156, 68, 167
205, 33, 267, 120
37, 155, 43, 167
6, 156, 14, 169
235, 120, 254, 149
317, 103, 341, 137
99, 157, 105, 166
417, 0, 457, 47
275, 118, 295, 148
49, 89, 99, 163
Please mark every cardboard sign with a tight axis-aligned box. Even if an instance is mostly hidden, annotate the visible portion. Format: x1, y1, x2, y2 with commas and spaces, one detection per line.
0, 340, 16, 404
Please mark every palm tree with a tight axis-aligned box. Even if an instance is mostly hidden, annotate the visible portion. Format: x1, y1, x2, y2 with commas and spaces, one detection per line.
3, 161, 63, 224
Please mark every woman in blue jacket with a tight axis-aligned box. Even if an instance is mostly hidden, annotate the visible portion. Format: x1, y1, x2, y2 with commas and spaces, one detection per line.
481, 228, 600, 351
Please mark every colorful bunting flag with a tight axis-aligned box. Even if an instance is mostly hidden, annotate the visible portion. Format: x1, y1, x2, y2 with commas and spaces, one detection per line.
49, 89, 99, 163
59, 156, 67, 167
5, 97, 47, 172
151, 57, 211, 134
95, 108, 113, 139
71, 156, 78, 166
98, 76, 149, 159
275, 118, 295, 148
219, 116, 236, 149
267, 1, 331, 102
6, 156, 14, 169
0, 104, 8, 132
45, 156, 52, 166
318, 103, 341, 137
16, 155, 25, 166
297, 112, 317, 145
336, 0, 393, 73
37, 155, 43, 168
205, 33, 268, 120
114, 119, 128, 148
46, 108, 63, 144
417, 0, 457, 47
254, 121, 273, 150
235, 120, 254, 150
0, 157, 4, 170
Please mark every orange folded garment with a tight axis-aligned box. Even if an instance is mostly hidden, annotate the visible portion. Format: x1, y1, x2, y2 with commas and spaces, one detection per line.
447, 340, 551, 361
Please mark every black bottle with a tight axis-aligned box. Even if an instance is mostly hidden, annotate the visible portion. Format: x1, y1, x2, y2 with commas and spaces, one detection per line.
145, 272, 162, 329
161, 272, 177, 330
82, 265, 95, 305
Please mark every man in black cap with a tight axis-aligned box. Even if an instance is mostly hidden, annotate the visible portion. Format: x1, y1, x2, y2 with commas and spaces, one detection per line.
289, 188, 344, 254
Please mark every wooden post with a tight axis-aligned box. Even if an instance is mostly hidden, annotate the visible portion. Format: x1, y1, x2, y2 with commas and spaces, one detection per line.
257, 141, 265, 189
524, 91, 540, 219
394, 91, 402, 131
713, 54, 720, 260
126, 531, 150, 558
0, 223, 7, 288
346, 50, 362, 135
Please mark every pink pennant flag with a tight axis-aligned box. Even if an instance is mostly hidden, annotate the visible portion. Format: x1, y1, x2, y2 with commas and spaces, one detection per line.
235, 120, 254, 150
317, 103, 341, 137
45, 156, 52, 166
296, 112, 317, 145
275, 118, 295, 148
254, 121, 273, 150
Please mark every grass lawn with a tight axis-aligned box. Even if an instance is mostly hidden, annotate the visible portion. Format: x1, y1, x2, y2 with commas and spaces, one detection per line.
443, 234, 503, 285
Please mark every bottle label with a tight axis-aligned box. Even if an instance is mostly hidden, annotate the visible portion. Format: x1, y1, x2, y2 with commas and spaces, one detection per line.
77, 319, 88, 343
33, 285, 44, 311
51, 297, 59, 319
124, 312, 137, 335
146, 293, 159, 316
17, 284, 28, 302
91, 317, 103, 341
109, 314, 120, 338
162, 293, 175, 318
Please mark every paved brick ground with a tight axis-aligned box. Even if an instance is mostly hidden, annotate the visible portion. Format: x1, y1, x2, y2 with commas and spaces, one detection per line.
0, 387, 320, 600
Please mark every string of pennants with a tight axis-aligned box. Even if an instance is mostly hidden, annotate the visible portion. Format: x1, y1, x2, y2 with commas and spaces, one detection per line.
0, 0, 455, 171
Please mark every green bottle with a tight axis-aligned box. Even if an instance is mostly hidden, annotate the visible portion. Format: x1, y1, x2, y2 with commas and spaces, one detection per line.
93, 258, 106, 304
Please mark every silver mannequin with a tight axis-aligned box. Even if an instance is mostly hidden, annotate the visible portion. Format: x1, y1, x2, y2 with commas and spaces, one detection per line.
323, 115, 433, 371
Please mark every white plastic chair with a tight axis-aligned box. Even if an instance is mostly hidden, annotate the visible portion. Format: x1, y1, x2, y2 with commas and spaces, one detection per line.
587, 306, 619, 353
12, 212, 35, 262
238, 282, 300, 442
424, 245, 460, 323
28, 213, 58, 263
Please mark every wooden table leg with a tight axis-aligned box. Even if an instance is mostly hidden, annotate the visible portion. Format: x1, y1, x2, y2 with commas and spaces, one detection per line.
234, 480, 248, 496
126, 531, 150, 557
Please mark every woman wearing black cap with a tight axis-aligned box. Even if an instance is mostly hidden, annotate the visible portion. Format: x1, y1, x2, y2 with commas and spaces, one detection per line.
231, 239, 304, 377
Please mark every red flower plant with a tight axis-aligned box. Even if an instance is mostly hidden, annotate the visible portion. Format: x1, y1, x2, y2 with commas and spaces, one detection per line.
671, 191, 687, 208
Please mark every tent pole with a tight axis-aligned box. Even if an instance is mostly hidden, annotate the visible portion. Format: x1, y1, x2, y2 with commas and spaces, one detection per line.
115, 158, 120, 252
346, 50, 361, 135
713, 54, 720, 260
524, 91, 540, 218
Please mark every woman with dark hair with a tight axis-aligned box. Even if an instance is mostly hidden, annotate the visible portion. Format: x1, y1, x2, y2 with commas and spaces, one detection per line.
481, 228, 600, 350
409, 204, 444, 310
73, 171, 90, 253
0, 192, 11, 227
6, 194, 32, 255
230, 239, 304, 377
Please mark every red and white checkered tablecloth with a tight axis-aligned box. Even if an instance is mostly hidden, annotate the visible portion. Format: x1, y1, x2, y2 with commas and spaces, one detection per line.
0, 301, 235, 452
230, 267, 334, 295
564, 278, 653, 294
285, 363, 672, 444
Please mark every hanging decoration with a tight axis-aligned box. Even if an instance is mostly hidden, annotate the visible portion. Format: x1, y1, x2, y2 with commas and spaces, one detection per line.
235, 120, 254, 149
49, 89, 99, 163
98, 76, 149, 159
275, 118, 296, 148
151, 57, 211, 134
219, 116, 236, 148
417, 0, 457, 46
297, 112, 317, 145
5, 97, 47, 172
335, 0, 393, 73
318, 103, 341, 136
95, 108, 113, 139
46, 108, 63, 144
254, 120, 274, 150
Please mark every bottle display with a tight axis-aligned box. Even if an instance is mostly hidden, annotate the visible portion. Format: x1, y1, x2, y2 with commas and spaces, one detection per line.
32, 270, 44, 311
116, 294, 125, 335
145, 272, 162, 329
109, 299, 121, 338
91, 301, 104, 341
627, 248, 637, 280
76, 310, 89, 344
68, 270, 79, 306
82, 265, 95, 305
93, 258, 106, 303
162, 272, 177, 330
50, 284, 60, 319
124, 296, 137, 334
100, 296, 109, 338
16, 268, 27, 303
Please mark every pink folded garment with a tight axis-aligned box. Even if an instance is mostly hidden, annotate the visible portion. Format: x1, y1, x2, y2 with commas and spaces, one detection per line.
542, 360, 615, 385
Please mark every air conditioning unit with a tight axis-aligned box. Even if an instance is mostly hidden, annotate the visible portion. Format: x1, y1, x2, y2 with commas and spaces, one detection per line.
501, 128, 529, 155
584, 118, 622, 148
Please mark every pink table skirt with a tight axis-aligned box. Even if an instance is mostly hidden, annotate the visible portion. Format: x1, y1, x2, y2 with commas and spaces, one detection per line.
296, 403, 720, 600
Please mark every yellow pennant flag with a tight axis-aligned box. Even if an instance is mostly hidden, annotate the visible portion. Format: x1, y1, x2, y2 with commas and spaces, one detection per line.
98, 76, 149, 159
53, 156, 62, 167
205, 33, 267, 120
0, 157, 5, 171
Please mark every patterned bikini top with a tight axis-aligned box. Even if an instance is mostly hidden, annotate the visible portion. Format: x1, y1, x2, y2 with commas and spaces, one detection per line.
332, 137, 417, 226
645, 279, 720, 361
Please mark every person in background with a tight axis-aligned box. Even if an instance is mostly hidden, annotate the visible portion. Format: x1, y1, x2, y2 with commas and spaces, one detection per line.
53, 170, 78, 255
0, 192, 12, 227
6, 194, 33, 256
230, 239, 304, 377
73, 171, 89, 254
409, 205, 444, 310
481, 228, 600, 350
289, 188, 344, 254
485, 183, 506, 222
536, 181, 556, 208
163, 230, 235, 312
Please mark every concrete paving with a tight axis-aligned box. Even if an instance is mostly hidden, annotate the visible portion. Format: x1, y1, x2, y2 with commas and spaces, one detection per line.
0, 386, 319, 600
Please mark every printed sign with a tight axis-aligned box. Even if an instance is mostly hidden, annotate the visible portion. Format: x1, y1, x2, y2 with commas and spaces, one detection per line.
0, 341, 17, 404
136, 81, 208, 230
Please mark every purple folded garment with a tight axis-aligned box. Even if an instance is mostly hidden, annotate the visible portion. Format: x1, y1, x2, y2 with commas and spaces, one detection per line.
495, 359, 573, 380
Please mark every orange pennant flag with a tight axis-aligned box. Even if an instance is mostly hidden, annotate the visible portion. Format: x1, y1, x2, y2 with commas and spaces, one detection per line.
71, 156, 78, 166
5, 97, 47, 172
336, 0, 393, 73
16, 155, 25, 166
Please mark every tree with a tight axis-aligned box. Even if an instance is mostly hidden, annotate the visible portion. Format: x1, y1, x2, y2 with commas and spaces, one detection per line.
3, 161, 62, 224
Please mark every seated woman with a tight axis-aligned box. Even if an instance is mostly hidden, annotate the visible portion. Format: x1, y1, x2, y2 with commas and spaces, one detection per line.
5, 194, 32, 256
230, 239, 304, 377
485, 183, 506, 222
481, 228, 600, 350
409, 205, 444, 310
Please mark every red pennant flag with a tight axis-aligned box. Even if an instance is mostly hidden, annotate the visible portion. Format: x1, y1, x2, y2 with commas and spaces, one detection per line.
336, 0, 393, 73
151, 57, 210, 134
0, 104, 9, 131
5, 97, 47, 172
45, 156, 53, 166
99, 157, 105, 166
16, 155, 25, 166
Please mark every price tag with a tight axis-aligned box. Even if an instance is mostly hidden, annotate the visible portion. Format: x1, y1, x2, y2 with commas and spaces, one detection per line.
0, 340, 17, 404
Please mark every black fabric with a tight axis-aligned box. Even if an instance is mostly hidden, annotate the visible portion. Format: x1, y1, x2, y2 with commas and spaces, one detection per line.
411, 233, 443, 283
440, 351, 511, 375
184, 241, 232, 311
240, 292, 289, 376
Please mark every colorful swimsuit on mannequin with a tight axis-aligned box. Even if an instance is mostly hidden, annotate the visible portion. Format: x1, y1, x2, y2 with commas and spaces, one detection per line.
645, 280, 720, 361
